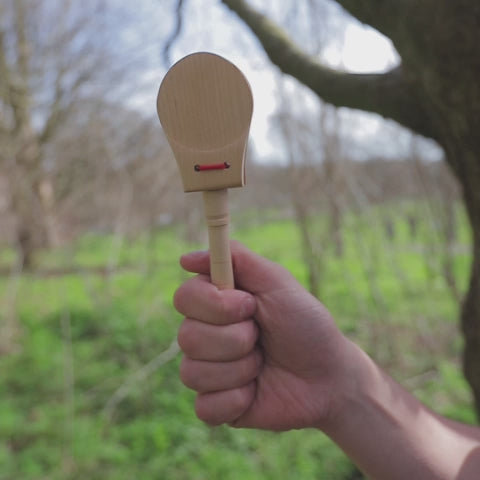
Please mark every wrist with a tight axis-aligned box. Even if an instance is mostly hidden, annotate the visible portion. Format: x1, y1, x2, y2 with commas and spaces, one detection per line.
318, 338, 375, 434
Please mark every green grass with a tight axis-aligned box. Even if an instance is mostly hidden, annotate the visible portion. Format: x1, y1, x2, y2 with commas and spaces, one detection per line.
0, 204, 475, 479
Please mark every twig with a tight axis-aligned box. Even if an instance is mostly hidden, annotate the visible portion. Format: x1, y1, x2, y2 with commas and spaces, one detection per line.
403, 369, 438, 390
103, 338, 180, 421
162, 0, 185, 67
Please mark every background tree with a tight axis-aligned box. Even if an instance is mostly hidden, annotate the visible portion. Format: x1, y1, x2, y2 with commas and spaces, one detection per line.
272, 80, 348, 297
0, 0, 163, 268
1, 0, 106, 267
219, 0, 480, 420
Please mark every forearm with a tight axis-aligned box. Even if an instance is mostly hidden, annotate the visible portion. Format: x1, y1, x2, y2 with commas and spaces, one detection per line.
323, 342, 480, 480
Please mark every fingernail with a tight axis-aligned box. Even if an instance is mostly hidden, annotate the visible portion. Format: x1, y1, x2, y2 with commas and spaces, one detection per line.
241, 295, 256, 318
181, 250, 208, 260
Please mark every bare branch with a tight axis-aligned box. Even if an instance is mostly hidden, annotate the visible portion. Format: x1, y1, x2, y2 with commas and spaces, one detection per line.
221, 0, 439, 142
14, 0, 30, 80
0, 31, 12, 101
162, 0, 186, 67
103, 338, 180, 422
40, 53, 106, 144
0, 31, 13, 139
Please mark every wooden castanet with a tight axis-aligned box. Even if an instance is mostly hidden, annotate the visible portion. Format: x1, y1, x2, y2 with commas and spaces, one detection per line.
157, 52, 253, 289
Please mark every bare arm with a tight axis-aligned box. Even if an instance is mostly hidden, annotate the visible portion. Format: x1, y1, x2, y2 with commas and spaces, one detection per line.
324, 343, 480, 479
174, 241, 480, 479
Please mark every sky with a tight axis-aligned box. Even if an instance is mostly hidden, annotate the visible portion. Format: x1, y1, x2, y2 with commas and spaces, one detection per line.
127, 0, 443, 163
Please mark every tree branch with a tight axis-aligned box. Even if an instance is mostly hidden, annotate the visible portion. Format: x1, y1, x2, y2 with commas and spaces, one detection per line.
0, 32, 13, 141
40, 58, 101, 144
221, 0, 438, 141
162, 0, 186, 67
333, 0, 415, 43
0, 31, 12, 101
10, 0, 33, 136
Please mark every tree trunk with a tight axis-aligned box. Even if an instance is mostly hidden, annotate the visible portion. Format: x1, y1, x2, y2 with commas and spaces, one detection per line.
321, 107, 344, 258
16, 224, 34, 270
10, 165, 44, 271
292, 193, 322, 298
460, 180, 480, 420
441, 194, 461, 302
441, 95, 480, 421
462, 230, 480, 419
38, 176, 62, 248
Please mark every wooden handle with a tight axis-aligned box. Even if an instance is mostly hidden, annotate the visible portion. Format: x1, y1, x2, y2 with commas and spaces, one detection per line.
202, 189, 234, 290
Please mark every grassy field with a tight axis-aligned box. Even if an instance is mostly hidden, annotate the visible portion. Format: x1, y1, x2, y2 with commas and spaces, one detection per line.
0, 205, 475, 479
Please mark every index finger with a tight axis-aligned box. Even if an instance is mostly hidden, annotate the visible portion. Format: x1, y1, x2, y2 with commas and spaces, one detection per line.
173, 274, 256, 325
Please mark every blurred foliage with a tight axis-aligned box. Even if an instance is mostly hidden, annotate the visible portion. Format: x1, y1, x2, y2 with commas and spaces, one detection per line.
0, 202, 474, 479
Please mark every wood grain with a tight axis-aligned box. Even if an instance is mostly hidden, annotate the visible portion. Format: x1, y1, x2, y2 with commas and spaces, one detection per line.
157, 52, 252, 289
157, 52, 253, 193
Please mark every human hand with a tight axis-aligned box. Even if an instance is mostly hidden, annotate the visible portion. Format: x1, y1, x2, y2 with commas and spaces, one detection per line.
174, 241, 357, 431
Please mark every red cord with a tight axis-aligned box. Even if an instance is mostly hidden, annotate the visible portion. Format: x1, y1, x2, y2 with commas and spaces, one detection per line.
194, 162, 230, 171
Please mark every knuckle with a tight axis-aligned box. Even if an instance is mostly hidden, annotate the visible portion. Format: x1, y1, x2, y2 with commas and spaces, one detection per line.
209, 289, 228, 321
217, 298, 239, 325
179, 357, 197, 390
226, 294, 247, 323
240, 352, 259, 382
177, 321, 197, 356
194, 395, 233, 426
238, 320, 258, 355
230, 385, 251, 413
194, 396, 213, 424
173, 285, 188, 314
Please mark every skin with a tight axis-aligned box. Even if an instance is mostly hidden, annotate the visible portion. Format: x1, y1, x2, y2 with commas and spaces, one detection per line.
174, 241, 480, 479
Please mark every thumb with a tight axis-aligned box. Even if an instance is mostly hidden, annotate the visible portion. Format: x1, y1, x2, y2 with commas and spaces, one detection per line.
180, 240, 294, 294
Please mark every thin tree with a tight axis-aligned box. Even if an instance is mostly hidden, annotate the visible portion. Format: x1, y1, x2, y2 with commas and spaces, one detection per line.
0, 0, 140, 268
219, 0, 480, 421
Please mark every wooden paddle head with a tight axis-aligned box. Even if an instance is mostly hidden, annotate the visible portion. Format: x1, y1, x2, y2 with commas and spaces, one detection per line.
157, 52, 253, 192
